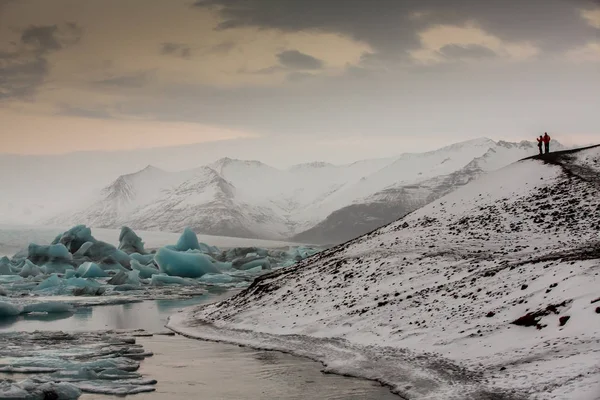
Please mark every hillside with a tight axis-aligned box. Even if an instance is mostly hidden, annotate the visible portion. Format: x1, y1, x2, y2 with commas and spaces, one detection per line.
48, 139, 564, 243
169, 145, 600, 399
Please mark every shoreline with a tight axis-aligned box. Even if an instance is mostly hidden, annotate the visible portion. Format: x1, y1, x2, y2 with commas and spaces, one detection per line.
166, 306, 523, 400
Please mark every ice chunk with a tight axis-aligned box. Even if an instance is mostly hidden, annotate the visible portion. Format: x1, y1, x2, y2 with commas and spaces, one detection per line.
0, 301, 22, 318
19, 379, 82, 399
23, 301, 74, 314
28, 243, 73, 265
84, 242, 131, 268
65, 270, 78, 279
0, 380, 30, 398
130, 260, 159, 279
150, 274, 197, 286
19, 260, 41, 278
118, 227, 146, 254
35, 274, 63, 291
64, 277, 102, 289
199, 273, 238, 284
130, 253, 154, 265
155, 247, 220, 278
175, 227, 201, 252
72, 241, 94, 257
42, 262, 75, 274
53, 224, 95, 253
233, 257, 271, 271
76, 262, 108, 278
0, 257, 14, 275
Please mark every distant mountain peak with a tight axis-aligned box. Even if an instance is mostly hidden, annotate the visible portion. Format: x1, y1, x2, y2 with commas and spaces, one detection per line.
289, 161, 335, 171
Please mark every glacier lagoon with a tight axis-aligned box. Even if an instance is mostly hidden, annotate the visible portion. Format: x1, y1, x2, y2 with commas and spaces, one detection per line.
0, 225, 398, 399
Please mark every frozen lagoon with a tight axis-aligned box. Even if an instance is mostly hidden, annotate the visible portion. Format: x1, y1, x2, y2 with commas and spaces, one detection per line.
0, 225, 399, 399
0, 295, 399, 400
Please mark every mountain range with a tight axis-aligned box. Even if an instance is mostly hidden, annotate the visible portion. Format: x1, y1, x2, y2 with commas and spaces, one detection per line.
47, 138, 561, 244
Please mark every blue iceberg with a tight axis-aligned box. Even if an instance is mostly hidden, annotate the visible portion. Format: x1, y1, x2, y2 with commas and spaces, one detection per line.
154, 247, 220, 278
118, 227, 146, 254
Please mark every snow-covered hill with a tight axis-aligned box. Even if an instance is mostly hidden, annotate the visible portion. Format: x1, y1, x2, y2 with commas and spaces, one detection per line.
48, 138, 564, 243
169, 145, 600, 399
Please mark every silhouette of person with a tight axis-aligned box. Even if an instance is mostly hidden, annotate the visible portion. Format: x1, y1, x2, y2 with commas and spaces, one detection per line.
543, 132, 551, 154
537, 135, 543, 155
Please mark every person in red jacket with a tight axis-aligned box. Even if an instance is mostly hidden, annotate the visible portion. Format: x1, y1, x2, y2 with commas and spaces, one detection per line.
543, 132, 551, 154
536, 135, 543, 155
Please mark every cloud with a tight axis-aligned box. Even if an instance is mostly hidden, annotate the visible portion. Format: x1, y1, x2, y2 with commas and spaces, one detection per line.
20, 23, 82, 53
57, 104, 113, 119
93, 71, 150, 88
439, 44, 497, 59
0, 22, 82, 100
0, 52, 48, 99
567, 42, 600, 62
192, 0, 593, 57
580, 7, 600, 28
410, 23, 539, 64
205, 41, 235, 54
160, 42, 192, 59
277, 50, 324, 70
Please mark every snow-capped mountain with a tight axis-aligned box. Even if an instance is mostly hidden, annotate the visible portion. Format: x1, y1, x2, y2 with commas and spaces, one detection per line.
169, 144, 600, 399
48, 138, 564, 243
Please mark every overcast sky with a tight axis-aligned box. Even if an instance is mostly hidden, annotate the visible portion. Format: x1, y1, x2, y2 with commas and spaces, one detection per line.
1, 0, 599, 159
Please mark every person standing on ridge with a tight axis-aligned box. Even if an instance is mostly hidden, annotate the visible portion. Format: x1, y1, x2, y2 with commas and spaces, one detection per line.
537, 135, 543, 155
543, 132, 551, 154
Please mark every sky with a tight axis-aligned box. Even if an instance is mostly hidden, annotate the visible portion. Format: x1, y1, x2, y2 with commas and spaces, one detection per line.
1, 0, 599, 159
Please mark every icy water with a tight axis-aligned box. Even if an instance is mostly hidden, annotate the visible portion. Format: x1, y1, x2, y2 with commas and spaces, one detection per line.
1, 294, 399, 399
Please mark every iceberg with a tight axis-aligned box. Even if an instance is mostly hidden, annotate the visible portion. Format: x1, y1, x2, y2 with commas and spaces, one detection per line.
234, 257, 271, 271
28, 243, 73, 265
118, 227, 146, 254
76, 262, 108, 278
52, 224, 95, 253
35, 274, 63, 291
130, 260, 159, 279
0, 301, 22, 318
19, 260, 42, 278
154, 247, 220, 278
174, 227, 201, 252
130, 253, 155, 265
150, 274, 196, 286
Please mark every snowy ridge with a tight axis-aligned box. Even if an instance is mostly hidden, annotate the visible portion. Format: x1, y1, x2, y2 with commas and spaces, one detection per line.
168, 145, 600, 399
48, 139, 566, 243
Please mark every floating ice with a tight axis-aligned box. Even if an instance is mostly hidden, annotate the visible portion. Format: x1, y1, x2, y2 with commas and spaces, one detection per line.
0, 257, 14, 275
234, 257, 271, 271
76, 262, 108, 278
130, 260, 159, 279
28, 243, 73, 265
155, 247, 220, 278
150, 274, 197, 286
118, 227, 146, 254
19, 260, 42, 278
130, 253, 155, 265
0, 331, 156, 397
1, 224, 320, 298
22, 301, 74, 314
0, 301, 22, 318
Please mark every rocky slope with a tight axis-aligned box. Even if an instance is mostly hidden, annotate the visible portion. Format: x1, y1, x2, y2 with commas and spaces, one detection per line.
169, 145, 600, 400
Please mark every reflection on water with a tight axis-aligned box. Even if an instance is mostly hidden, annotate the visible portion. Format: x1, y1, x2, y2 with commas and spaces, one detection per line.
84, 335, 399, 400
1, 290, 400, 399
0, 295, 221, 333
